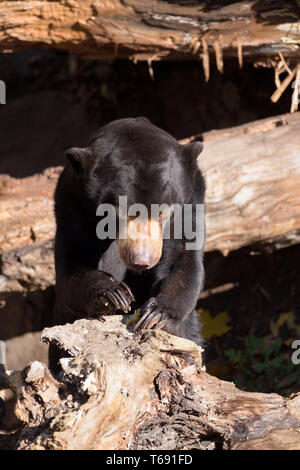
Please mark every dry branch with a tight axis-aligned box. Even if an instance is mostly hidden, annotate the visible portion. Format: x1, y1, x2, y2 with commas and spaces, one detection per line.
0, 1, 299, 63
2, 316, 299, 450
271, 66, 297, 103
1, 112, 300, 295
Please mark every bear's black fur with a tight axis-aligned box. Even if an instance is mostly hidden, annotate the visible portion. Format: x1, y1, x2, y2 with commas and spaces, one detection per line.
50, 117, 205, 370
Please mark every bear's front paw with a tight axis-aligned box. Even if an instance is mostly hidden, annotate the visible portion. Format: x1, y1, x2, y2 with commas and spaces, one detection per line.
91, 280, 135, 316
133, 297, 181, 335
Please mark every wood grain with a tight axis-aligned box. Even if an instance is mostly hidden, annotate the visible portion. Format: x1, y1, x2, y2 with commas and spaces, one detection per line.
5, 316, 299, 450
0, 1, 299, 62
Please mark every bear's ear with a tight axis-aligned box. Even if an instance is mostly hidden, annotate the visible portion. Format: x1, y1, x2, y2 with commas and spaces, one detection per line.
182, 141, 203, 161
65, 147, 93, 175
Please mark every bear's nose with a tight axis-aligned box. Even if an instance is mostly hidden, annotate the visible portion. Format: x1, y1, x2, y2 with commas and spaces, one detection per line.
130, 254, 151, 269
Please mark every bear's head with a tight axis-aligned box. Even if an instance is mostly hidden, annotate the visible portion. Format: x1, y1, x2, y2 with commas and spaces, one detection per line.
65, 117, 203, 272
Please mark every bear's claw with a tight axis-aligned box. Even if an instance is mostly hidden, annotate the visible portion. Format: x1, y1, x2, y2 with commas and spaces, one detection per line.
97, 281, 135, 315
134, 297, 180, 334
120, 282, 135, 302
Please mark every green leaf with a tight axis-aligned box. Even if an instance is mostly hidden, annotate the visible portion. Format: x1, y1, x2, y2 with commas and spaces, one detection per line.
252, 362, 267, 373
268, 357, 283, 369
264, 338, 282, 359
225, 348, 241, 363
245, 336, 263, 356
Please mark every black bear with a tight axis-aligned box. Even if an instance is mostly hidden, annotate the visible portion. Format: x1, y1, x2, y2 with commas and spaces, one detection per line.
50, 117, 205, 369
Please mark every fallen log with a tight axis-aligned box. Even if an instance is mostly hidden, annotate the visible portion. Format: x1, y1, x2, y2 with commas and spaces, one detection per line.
2, 316, 299, 450
0, 166, 59, 294
1, 112, 300, 295
0, 1, 299, 64
198, 112, 300, 254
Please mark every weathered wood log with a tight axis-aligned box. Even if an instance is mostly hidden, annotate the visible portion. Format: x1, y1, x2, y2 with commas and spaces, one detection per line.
198, 112, 300, 254
0, 167, 59, 294
0, 1, 299, 64
1, 112, 300, 295
2, 316, 299, 450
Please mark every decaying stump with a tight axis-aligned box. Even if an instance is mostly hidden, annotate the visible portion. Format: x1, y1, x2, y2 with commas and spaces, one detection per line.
0, 1, 299, 63
1, 316, 299, 450
1, 112, 300, 295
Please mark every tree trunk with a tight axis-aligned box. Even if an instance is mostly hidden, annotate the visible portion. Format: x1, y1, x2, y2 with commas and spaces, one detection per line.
1, 112, 300, 294
1, 316, 299, 450
0, 1, 299, 64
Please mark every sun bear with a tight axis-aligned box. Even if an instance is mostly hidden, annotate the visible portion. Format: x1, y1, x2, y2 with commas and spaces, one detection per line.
50, 117, 205, 370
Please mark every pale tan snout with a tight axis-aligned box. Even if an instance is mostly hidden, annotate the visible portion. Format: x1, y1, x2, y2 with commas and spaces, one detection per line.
117, 218, 162, 271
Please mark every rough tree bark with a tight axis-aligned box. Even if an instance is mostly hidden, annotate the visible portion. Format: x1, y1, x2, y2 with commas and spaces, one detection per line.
1, 112, 300, 295
1, 316, 299, 450
0, 166, 59, 294
0, 1, 299, 64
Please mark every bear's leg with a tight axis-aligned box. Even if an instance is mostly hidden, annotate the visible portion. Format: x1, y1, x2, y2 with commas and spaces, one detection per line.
134, 246, 204, 335
179, 309, 204, 346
